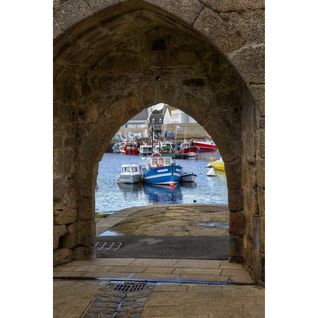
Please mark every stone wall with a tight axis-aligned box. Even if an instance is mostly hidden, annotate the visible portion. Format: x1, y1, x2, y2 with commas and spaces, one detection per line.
53, 0, 265, 284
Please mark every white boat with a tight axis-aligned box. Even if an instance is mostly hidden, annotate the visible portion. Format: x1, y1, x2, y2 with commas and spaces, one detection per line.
207, 167, 216, 177
180, 172, 197, 182
139, 144, 153, 156
117, 164, 142, 184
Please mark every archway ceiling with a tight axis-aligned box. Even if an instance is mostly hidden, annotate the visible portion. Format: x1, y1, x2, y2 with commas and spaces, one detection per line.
54, 2, 245, 169
54, 7, 242, 89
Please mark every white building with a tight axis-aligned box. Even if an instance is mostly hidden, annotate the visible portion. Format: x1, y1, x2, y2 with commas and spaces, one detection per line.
170, 109, 197, 124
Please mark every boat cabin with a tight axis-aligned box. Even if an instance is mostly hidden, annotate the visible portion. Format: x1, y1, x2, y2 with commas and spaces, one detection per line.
120, 164, 141, 175
140, 145, 152, 152
146, 156, 172, 168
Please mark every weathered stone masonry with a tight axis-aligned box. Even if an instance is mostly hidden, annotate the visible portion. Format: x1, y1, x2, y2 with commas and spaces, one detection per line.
53, 0, 265, 284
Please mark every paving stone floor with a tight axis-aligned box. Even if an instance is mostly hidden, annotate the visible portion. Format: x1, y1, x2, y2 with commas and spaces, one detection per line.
54, 258, 264, 317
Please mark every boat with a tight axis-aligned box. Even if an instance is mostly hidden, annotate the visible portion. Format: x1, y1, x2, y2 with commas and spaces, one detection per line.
207, 167, 216, 176
178, 142, 198, 158
193, 140, 218, 153
120, 141, 139, 155
117, 164, 142, 184
143, 156, 182, 185
139, 144, 153, 156
112, 142, 122, 153
211, 158, 225, 171
180, 172, 197, 182
154, 142, 176, 158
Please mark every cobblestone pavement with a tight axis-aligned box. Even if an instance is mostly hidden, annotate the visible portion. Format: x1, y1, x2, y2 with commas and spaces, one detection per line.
54, 258, 264, 317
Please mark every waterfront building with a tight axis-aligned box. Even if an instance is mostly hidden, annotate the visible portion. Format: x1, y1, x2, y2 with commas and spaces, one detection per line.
113, 109, 149, 141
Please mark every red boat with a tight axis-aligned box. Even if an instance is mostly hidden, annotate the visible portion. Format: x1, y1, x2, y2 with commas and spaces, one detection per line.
179, 143, 198, 155
193, 140, 218, 152
120, 142, 139, 155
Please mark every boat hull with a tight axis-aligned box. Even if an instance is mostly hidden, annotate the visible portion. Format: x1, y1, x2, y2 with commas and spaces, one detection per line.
143, 165, 182, 185
193, 141, 218, 152
121, 149, 139, 155
139, 151, 152, 156
211, 161, 225, 171
179, 146, 198, 154
180, 173, 197, 182
117, 174, 142, 184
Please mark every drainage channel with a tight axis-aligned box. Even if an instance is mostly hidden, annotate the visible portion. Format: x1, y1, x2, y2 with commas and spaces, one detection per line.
81, 281, 154, 318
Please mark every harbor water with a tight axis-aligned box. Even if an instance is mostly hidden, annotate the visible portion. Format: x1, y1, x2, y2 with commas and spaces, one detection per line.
95, 153, 228, 214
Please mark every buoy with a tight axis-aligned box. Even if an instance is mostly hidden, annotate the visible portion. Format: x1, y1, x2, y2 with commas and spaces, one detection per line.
207, 167, 216, 177
169, 182, 175, 189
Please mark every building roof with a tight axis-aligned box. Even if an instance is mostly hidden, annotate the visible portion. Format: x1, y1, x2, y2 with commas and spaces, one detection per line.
130, 109, 149, 121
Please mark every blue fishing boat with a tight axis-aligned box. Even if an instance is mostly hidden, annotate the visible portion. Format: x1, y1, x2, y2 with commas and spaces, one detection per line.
143, 156, 182, 185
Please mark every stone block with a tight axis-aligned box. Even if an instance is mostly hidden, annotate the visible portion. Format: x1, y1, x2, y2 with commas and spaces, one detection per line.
229, 211, 245, 236
53, 224, 67, 249
61, 222, 80, 249
249, 84, 265, 117
160, 0, 203, 25
242, 162, 257, 189
53, 178, 65, 201
78, 196, 95, 220
228, 189, 243, 212
229, 235, 243, 258
243, 187, 259, 215
259, 216, 265, 254
87, 0, 125, 15
220, 10, 264, 44
54, 248, 73, 266
199, 0, 264, 12
54, 205, 78, 225
256, 158, 265, 189
54, 0, 94, 33
79, 220, 96, 246
194, 7, 245, 54
229, 44, 265, 83
258, 188, 265, 216
224, 159, 241, 190
174, 259, 222, 269
257, 128, 265, 159
73, 246, 96, 260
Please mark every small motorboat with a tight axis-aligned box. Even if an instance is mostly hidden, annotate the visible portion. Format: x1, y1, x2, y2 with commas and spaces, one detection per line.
143, 156, 182, 185
117, 164, 142, 184
180, 172, 197, 182
139, 144, 153, 156
207, 167, 216, 177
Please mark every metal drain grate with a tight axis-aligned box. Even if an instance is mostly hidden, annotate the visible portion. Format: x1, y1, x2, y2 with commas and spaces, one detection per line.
113, 282, 146, 292
95, 241, 123, 251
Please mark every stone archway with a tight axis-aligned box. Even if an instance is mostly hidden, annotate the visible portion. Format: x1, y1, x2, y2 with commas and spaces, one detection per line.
53, 0, 265, 284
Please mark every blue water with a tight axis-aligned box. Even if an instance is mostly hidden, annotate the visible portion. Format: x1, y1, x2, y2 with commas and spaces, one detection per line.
95, 153, 228, 214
